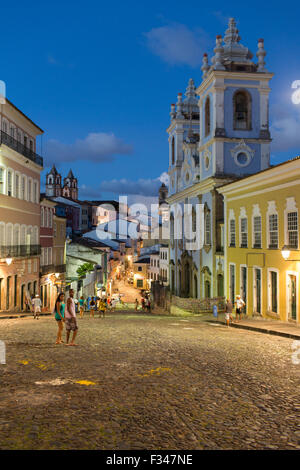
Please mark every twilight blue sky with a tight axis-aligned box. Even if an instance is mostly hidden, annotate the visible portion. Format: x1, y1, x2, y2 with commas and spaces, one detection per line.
2, 0, 300, 201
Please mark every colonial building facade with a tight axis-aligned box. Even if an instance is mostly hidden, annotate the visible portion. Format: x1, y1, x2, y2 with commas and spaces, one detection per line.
0, 98, 43, 311
167, 18, 273, 299
219, 157, 300, 324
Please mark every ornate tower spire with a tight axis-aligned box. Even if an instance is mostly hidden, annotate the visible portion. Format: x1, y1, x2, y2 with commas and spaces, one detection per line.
256, 38, 267, 72
201, 53, 210, 80
223, 17, 240, 45
176, 93, 184, 119
213, 35, 225, 70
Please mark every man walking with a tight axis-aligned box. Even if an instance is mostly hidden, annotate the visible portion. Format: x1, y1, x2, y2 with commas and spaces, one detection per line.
65, 289, 79, 346
32, 294, 42, 319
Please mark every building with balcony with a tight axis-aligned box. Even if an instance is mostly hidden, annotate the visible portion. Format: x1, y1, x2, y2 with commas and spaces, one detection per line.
0, 98, 43, 312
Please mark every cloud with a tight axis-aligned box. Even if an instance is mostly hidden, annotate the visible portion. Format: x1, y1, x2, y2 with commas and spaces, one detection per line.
99, 176, 162, 197
79, 184, 103, 200
44, 132, 133, 165
144, 23, 209, 67
270, 100, 300, 153
159, 171, 169, 186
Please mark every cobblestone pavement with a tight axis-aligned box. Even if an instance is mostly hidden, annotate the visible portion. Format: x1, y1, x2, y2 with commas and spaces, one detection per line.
0, 314, 299, 450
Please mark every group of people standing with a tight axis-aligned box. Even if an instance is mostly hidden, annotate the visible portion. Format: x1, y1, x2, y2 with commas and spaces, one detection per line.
135, 296, 152, 312
224, 295, 246, 326
54, 289, 78, 346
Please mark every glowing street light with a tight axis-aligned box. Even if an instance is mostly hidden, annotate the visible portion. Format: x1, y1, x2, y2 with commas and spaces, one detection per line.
281, 245, 291, 261
5, 254, 12, 265
281, 245, 300, 261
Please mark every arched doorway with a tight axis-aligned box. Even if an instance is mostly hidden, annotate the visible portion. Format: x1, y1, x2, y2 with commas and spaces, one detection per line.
205, 280, 211, 299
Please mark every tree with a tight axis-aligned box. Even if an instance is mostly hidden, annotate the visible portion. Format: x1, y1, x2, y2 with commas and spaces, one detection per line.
76, 262, 94, 278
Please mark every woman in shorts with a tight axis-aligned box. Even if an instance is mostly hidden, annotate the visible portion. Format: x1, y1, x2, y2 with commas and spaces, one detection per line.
54, 292, 65, 344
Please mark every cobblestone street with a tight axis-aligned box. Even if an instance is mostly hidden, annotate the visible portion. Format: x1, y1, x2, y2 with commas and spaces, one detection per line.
0, 314, 299, 450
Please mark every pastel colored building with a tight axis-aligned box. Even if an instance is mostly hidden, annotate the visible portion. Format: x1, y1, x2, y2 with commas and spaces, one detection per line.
218, 157, 300, 324
0, 98, 43, 311
167, 18, 273, 300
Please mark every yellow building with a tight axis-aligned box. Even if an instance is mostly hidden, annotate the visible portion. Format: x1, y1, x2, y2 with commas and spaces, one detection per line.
133, 257, 150, 290
219, 157, 300, 324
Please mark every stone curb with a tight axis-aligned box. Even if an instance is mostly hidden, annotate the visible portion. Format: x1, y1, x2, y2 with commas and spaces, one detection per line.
0, 312, 52, 320
207, 320, 300, 340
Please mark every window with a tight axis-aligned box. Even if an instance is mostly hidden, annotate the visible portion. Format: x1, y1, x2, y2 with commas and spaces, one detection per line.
22, 176, 26, 200
45, 208, 48, 227
253, 216, 262, 248
41, 207, 44, 227
7, 170, 12, 196
229, 219, 236, 247
240, 218, 248, 248
49, 209, 52, 228
192, 207, 196, 233
24, 135, 27, 148
28, 179, 32, 202
15, 174, 19, 198
10, 126, 14, 138
205, 211, 211, 245
171, 137, 175, 165
287, 212, 298, 248
54, 223, 57, 237
138, 266, 142, 272
269, 214, 278, 248
33, 181, 38, 203
233, 91, 251, 130
205, 96, 210, 136
6, 224, 12, 247
0, 167, 4, 194
13, 225, 20, 246
48, 247, 52, 265
2, 120, 7, 132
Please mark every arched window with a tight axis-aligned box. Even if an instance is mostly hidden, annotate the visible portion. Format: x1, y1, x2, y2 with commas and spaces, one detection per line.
233, 90, 251, 130
171, 137, 175, 165
205, 97, 210, 136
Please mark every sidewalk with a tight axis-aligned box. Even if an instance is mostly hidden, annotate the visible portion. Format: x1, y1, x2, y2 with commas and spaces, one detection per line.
0, 311, 52, 320
209, 314, 300, 340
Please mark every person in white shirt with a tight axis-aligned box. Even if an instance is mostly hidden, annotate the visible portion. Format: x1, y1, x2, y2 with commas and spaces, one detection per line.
235, 295, 245, 322
32, 294, 42, 320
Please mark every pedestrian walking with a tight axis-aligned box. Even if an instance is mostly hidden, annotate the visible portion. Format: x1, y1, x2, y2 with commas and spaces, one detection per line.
135, 298, 139, 311
141, 297, 145, 311
79, 296, 85, 318
32, 294, 42, 319
225, 299, 234, 327
235, 295, 245, 322
146, 297, 151, 313
98, 299, 106, 318
54, 292, 65, 344
90, 297, 96, 318
65, 289, 79, 346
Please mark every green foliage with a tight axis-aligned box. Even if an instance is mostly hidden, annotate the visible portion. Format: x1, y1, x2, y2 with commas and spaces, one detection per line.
76, 262, 94, 278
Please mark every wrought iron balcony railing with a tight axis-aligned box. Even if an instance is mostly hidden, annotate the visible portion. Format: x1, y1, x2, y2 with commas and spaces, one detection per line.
0, 130, 43, 167
0, 245, 41, 258
40, 264, 66, 275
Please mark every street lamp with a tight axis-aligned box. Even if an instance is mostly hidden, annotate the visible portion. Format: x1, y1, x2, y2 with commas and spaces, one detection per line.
5, 254, 12, 265
281, 245, 291, 261
281, 245, 300, 261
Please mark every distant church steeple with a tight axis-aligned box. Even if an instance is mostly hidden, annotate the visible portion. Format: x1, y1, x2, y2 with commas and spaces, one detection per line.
62, 169, 78, 200
46, 165, 62, 197
45, 167, 78, 200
